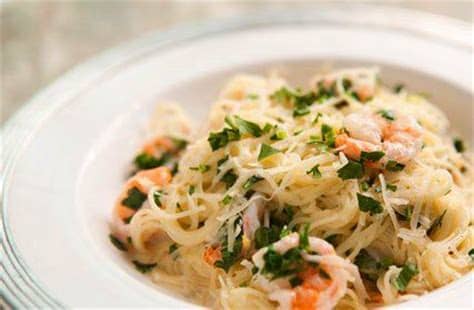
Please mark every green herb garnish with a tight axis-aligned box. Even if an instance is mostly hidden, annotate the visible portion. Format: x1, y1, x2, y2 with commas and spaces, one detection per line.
221, 195, 233, 205
188, 185, 195, 195
122, 187, 147, 210
385, 160, 405, 172
153, 190, 163, 207
109, 234, 127, 252
258, 143, 280, 161
469, 249, 474, 261
453, 138, 465, 153
386, 183, 397, 192
255, 226, 281, 249
360, 151, 385, 162
221, 170, 238, 189
169, 243, 179, 254
306, 164, 322, 178
170, 137, 188, 150
337, 160, 364, 180
393, 263, 418, 291
262, 246, 305, 279
312, 112, 323, 124
132, 260, 157, 273
357, 193, 383, 215
242, 175, 264, 190
427, 209, 447, 235
215, 236, 243, 272
190, 164, 211, 173
270, 129, 287, 141
225, 115, 263, 137
393, 84, 404, 93
247, 93, 259, 100
208, 127, 241, 151
134, 152, 171, 170
378, 110, 395, 121
321, 124, 335, 147
299, 224, 310, 250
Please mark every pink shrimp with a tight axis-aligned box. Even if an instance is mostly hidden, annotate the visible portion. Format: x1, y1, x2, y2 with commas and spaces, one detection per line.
111, 166, 172, 241
336, 110, 423, 166
252, 233, 367, 310
242, 194, 265, 239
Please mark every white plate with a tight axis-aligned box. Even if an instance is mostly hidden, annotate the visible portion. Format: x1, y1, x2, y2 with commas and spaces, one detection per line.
1, 6, 472, 309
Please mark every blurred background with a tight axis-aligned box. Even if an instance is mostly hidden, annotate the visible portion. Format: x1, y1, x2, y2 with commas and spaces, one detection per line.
1, 0, 472, 124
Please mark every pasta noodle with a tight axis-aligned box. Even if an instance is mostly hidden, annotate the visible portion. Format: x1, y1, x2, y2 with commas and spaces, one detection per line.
109, 67, 473, 309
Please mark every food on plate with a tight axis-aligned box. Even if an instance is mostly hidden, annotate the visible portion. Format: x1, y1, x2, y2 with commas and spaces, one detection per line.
109, 67, 473, 309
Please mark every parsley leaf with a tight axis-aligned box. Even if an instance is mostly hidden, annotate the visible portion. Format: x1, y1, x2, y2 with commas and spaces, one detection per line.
393, 263, 418, 291
109, 234, 127, 252
357, 193, 383, 215
215, 236, 242, 272
258, 143, 280, 161
337, 160, 364, 180
270, 129, 287, 141
121, 187, 147, 210
312, 112, 323, 124
242, 175, 264, 190
453, 138, 465, 153
385, 160, 405, 172
208, 127, 241, 151
427, 209, 447, 235
306, 164, 322, 178
360, 151, 385, 162
221, 170, 238, 189
321, 124, 335, 147
289, 276, 303, 287
170, 137, 188, 150
132, 260, 157, 273
386, 183, 397, 192
168, 243, 179, 254
188, 185, 195, 195
225, 115, 263, 137
355, 250, 392, 281
134, 152, 171, 170
247, 93, 259, 100
378, 110, 395, 121
153, 190, 163, 207
262, 247, 305, 279
393, 84, 404, 93
190, 164, 211, 173
299, 224, 310, 250
469, 248, 474, 261
221, 195, 232, 205
255, 226, 281, 249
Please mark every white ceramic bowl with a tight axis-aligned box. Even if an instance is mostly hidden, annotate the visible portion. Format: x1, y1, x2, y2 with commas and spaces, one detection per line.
1, 6, 472, 308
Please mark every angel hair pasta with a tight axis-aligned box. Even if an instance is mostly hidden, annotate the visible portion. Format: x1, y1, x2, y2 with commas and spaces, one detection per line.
109, 67, 473, 309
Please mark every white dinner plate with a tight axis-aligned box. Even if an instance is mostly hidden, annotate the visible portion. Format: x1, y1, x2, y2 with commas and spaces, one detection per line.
1, 5, 472, 309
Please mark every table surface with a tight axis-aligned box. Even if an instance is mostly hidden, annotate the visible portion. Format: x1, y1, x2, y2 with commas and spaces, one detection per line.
1, 1, 472, 124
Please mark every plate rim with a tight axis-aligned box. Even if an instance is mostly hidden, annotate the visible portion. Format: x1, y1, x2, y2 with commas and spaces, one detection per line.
1, 5, 472, 308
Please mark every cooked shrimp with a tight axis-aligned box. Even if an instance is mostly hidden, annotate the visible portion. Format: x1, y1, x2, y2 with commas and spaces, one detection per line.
336, 110, 423, 166
252, 233, 367, 310
111, 166, 172, 241
142, 136, 175, 156
203, 246, 222, 265
242, 194, 265, 239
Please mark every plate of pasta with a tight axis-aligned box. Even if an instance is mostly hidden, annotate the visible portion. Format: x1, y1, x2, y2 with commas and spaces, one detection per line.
1, 6, 472, 309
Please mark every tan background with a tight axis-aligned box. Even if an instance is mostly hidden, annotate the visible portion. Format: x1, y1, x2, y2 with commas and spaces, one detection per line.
1, 0, 472, 123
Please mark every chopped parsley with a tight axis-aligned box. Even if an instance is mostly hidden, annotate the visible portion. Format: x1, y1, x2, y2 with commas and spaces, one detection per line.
427, 209, 447, 235
208, 127, 240, 151
342, 78, 352, 91
270, 129, 287, 141
386, 183, 397, 192
258, 143, 280, 161
216, 155, 229, 173
469, 248, 474, 261
360, 151, 385, 162
312, 112, 323, 124
225, 115, 263, 138
334, 100, 349, 110
262, 246, 305, 279
188, 185, 195, 195
168, 243, 179, 254
247, 93, 259, 100
242, 175, 264, 190
321, 124, 336, 147
306, 164, 322, 178
221, 195, 233, 205
215, 236, 243, 272
393, 84, 404, 93
262, 123, 274, 133
190, 164, 211, 173
385, 160, 405, 172
132, 260, 157, 273
121, 187, 147, 210
134, 152, 171, 170
170, 137, 188, 150
359, 181, 370, 192
109, 234, 127, 251
355, 250, 392, 280
337, 160, 364, 180
289, 276, 303, 287
254, 226, 281, 249
299, 224, 310, 250
221, 170, 238, 189
357, 193, 383, 215
393, 263, 418, 291
153, 190, 163, 207
378, 109, 395, 121
270, 87, 326, 118
453, 138, 465, 153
